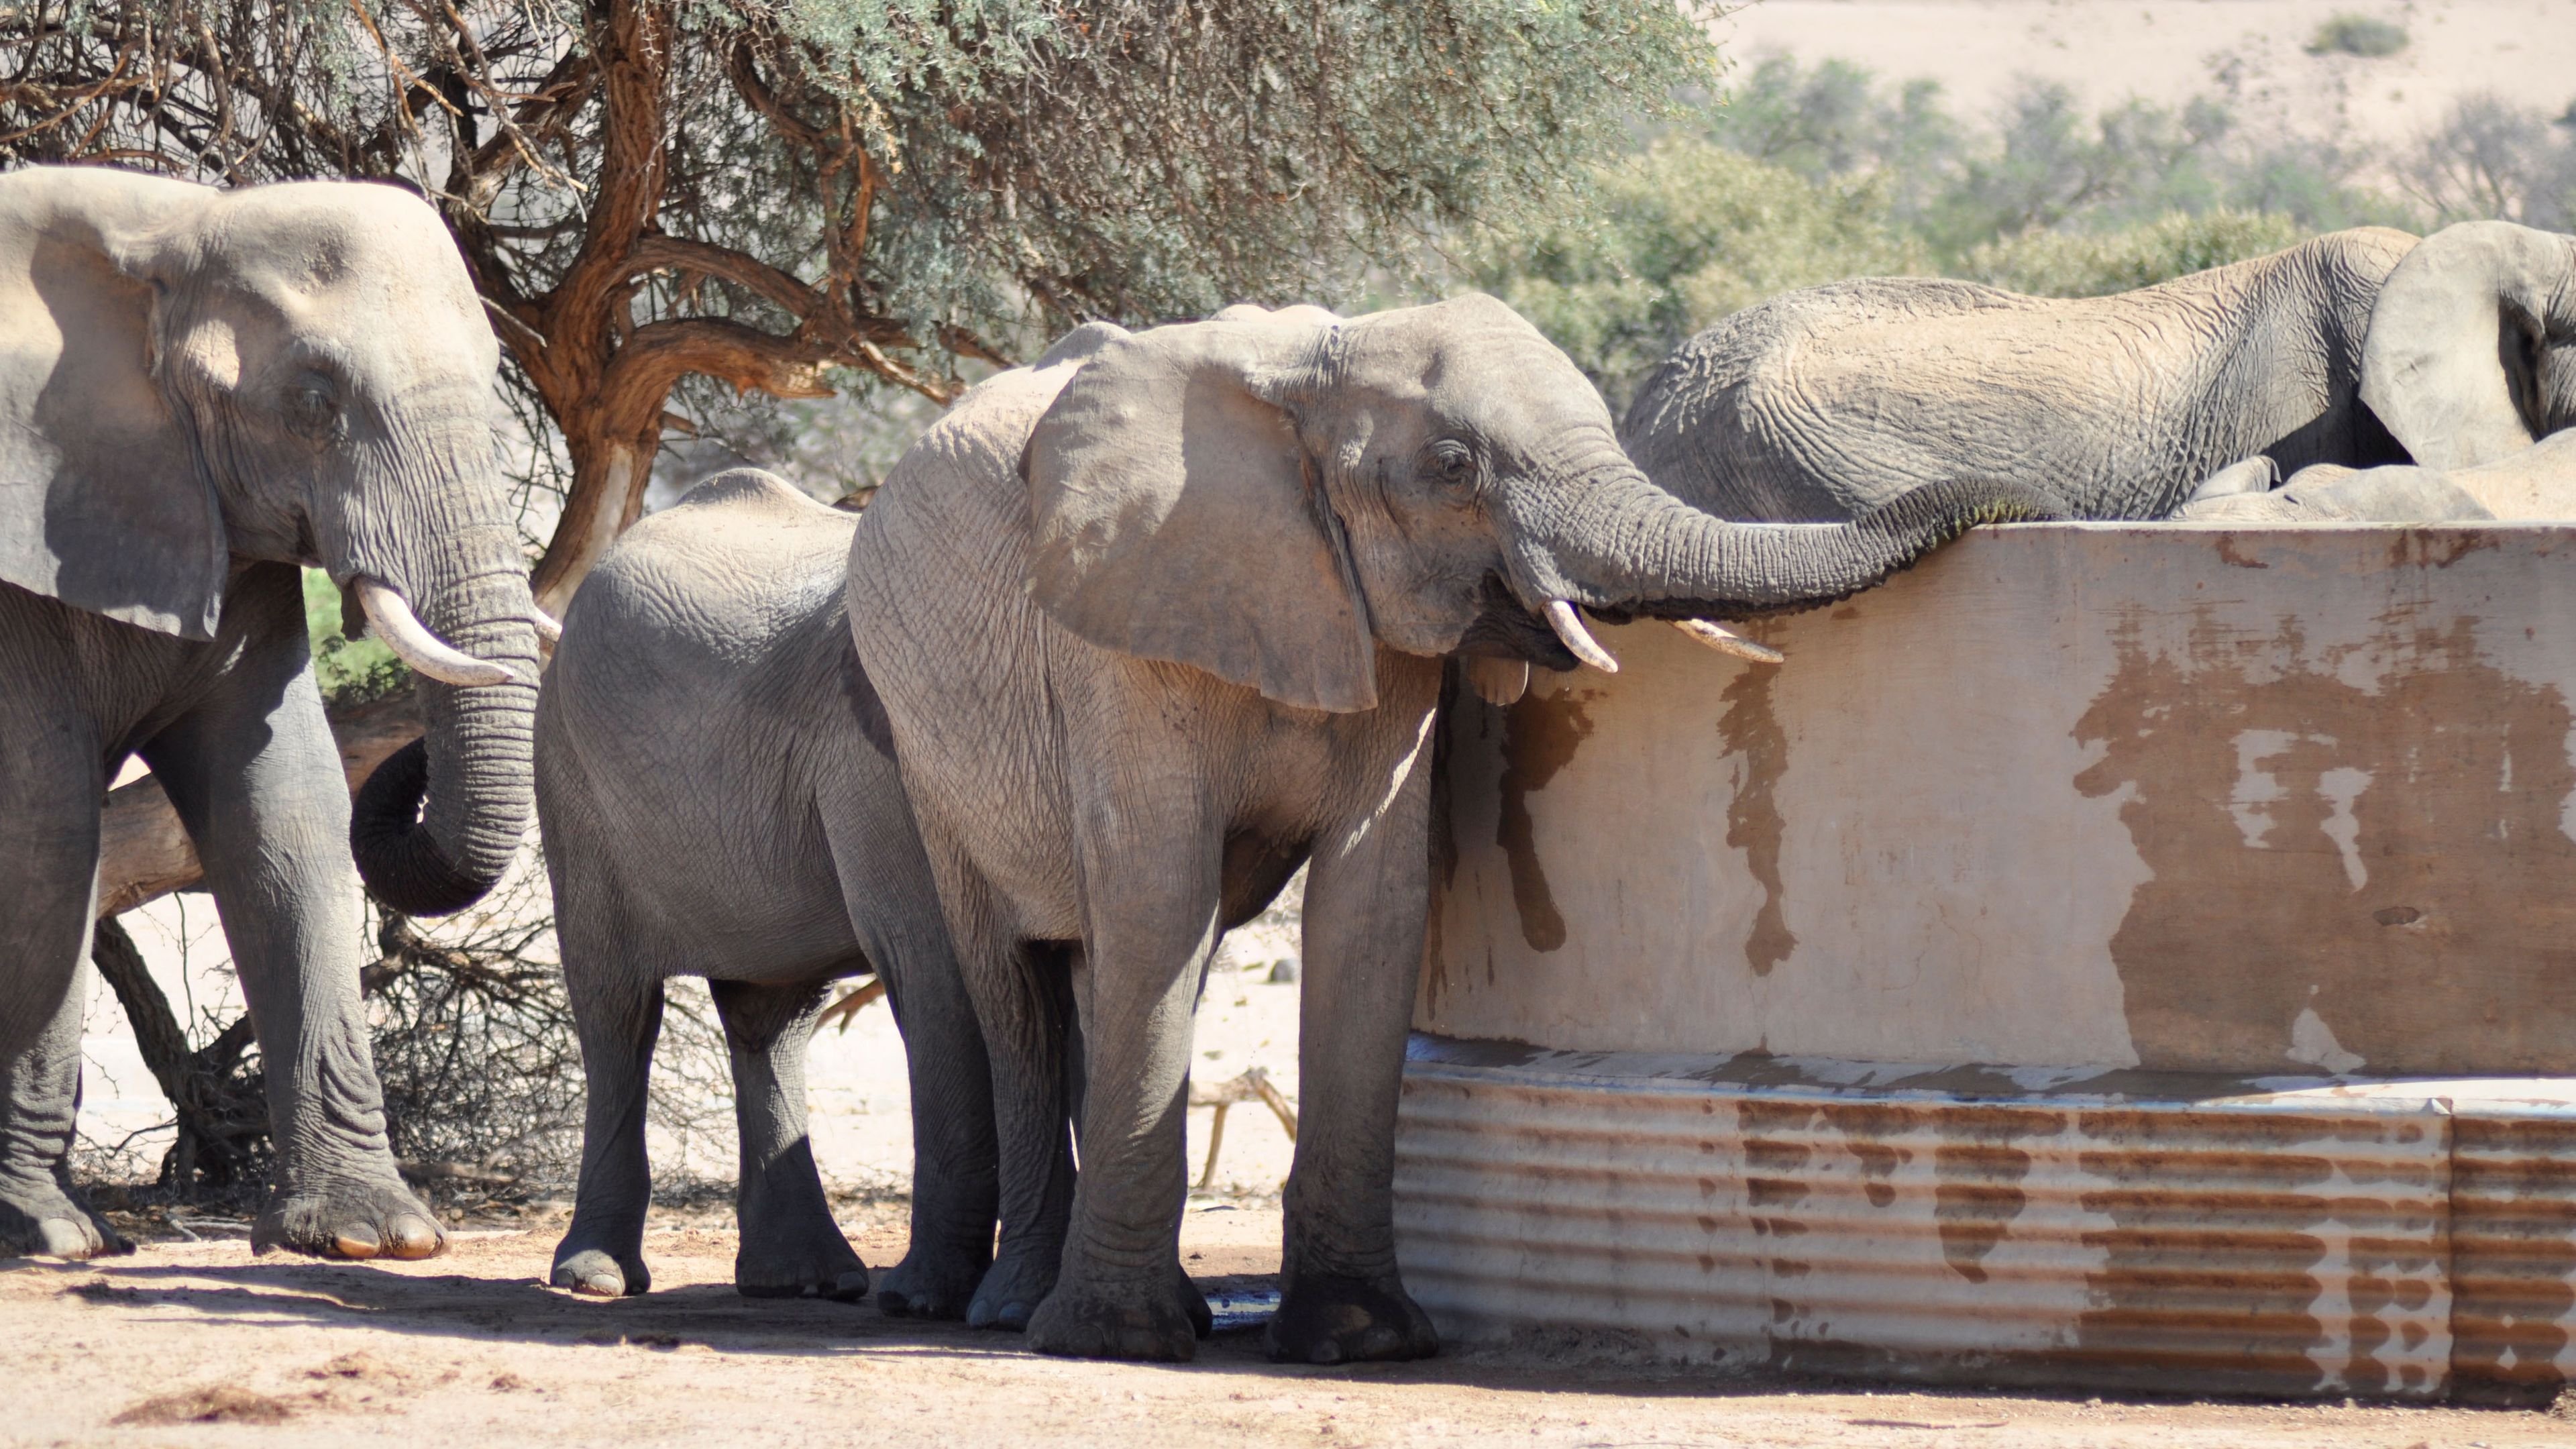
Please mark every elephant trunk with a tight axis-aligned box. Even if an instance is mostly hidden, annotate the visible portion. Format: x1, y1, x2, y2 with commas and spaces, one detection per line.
339, 416, 542, 918
1509, 445, 2066, 622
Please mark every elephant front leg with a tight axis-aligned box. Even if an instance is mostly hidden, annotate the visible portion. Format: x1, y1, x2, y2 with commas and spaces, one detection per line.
709, 977, 869, 1301
144, 637, 440, 1261
1269, 741, 1441, 1365
0, 712, 129, 1260
1022, 806, 1219, 1362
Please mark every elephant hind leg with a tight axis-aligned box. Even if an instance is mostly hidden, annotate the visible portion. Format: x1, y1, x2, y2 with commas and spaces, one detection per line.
710, 975, 869, 1302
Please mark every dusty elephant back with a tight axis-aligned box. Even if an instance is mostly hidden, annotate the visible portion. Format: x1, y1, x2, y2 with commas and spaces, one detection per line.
537, 470, 869, 955
1623, 228, 2417, 523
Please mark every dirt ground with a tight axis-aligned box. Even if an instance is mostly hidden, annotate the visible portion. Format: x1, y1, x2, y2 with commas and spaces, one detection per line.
8, 1203, 2573, 1449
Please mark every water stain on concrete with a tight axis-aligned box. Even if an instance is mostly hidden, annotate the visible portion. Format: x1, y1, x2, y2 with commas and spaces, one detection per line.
2072, 610, 2576, 1075
1716, 665, 1796, 976
1497, 686, 1597, 952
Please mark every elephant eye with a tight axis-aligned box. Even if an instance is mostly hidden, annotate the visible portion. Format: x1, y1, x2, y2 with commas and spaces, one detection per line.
283, 379, 342, 441
1424, 440, 1479, 493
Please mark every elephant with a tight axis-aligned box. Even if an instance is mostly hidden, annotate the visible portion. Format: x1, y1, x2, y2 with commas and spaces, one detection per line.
845, 296, 2063, 1363
0, 166, 545, 1262
536, 467, 1051, 1320
1622, 223, 2576, 523
2173, 222, 2576, 524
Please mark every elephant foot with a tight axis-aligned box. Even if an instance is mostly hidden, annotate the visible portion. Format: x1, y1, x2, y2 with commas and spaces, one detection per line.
1175, 1260, 1214, 1340
876, 1241, 989, 1321
550, 1243, 650, 1297
1267, 1274, 1439, 1364
735, 1218, 869, 1302
0, 1179, 133, 1260
252, 1176, 444, 1261
1024, 1270, 1201, 1362
965, 1236, 1065, 1332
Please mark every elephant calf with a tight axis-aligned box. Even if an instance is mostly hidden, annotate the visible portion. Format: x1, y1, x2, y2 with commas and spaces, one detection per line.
537, 468, 1032, 1311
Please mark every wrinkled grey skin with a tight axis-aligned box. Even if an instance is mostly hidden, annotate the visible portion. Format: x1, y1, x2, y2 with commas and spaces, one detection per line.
0, 168, 541, 1261
539, 470, 1017, 1314
2170, 460, 2500, 522
1625, 225, 2576, 522
847, 297, 2061, 1364
2172, 223, 2576, 524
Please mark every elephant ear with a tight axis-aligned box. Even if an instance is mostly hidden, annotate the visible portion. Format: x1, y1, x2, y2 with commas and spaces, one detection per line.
2361, 220, 2576, 472
0, 170, 225, 639
1024, 315, 1377, 712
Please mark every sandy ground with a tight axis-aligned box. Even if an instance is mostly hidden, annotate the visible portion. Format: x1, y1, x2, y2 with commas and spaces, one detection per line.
1721, 0, 2576, 152
10, 1212, 2576, 1449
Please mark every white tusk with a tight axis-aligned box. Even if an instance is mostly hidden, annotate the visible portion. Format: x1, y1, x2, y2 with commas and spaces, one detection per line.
1672, 618, 1784, 666
1544, 600, 1619, 674
354, 576, 525, 688
529, 606, 564, 645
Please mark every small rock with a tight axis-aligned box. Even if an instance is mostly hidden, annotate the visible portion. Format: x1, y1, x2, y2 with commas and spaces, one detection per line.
1267, 959, 1299, 984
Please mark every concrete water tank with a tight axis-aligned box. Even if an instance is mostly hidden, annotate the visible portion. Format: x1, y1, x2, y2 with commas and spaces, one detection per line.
1398, 522, 2576, 1401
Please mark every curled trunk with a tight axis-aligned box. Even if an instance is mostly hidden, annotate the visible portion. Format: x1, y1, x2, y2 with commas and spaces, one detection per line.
349, 558, 541, 918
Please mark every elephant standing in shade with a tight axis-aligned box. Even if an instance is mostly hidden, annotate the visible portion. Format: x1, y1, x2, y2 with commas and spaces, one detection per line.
2174, 222, 2576, 523
0, 168, 546, 1261
846, 297, 2061, 1363
537, 469, 1067, 1321
1624, 223, 2576, 523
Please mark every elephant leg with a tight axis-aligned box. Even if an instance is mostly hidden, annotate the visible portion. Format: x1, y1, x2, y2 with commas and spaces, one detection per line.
1022, 794, 1219, 1362
549, 879, 667, 1297
936, 877, 1076, 1333
142, 621, 441, 1262
1268, 737, 1441, 1364
708, 976, 869, 1301
0, 690, 127, 1261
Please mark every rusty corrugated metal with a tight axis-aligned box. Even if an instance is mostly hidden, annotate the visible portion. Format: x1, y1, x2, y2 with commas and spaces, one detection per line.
1389, 1036, 2576, 1399
2451, 1101, 2576, 1401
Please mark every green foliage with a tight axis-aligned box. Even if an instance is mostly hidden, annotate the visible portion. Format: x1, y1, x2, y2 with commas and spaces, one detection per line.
302, 571, 410, 709
1466, 142, 1923, 411
1960, 210, 2311, 297
2308, 14, 2409, 58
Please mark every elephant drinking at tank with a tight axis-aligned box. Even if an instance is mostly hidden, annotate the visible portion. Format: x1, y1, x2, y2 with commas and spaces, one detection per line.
847, 297, 2061, 1363
0, 167, 546, 1262
1622, 225, 2576, 523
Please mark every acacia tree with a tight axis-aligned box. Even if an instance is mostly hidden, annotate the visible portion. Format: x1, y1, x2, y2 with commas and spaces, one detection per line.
3, 0, 1713, 606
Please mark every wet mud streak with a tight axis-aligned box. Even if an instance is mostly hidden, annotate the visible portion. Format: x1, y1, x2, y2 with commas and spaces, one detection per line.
1497, 688, 1595, 953
1716, 666, 1795, 975
2073, 610, 2576, 1074
1737, 1099, 1819, 1330
1931, 1109, 2052, 1284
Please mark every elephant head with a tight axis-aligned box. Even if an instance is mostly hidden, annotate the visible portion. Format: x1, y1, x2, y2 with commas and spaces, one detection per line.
0, 165, 541, 914
1023, 294, 2055, 712
2361, 219, 2576, 471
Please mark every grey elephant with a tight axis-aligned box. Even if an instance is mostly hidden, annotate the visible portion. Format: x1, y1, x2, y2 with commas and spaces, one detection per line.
1624, 223, 2576, 521
2174, 222, 2576, 523
0, 167, 545, 1260
537, 468, 1061, 1320
846, 297, 2062, 1363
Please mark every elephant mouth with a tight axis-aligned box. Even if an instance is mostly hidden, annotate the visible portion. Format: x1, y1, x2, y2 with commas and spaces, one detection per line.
1458, 576, 1581, 671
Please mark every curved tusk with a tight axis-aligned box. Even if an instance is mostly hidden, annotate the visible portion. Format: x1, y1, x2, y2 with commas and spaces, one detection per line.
354, 576, 525, 688
529, 605, 564, 645
1544, 600, 1619, 674
1672, 618, 1784, 666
